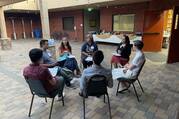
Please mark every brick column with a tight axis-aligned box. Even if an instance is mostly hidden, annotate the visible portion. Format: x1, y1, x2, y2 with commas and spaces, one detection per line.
39, 0, 50, 39
0, 7, 7, 38
0, 7, 11, 50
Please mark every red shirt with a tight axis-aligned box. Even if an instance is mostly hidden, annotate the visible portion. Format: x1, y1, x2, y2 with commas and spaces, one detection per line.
59, 47, 71, 54
23, 64, 57, 93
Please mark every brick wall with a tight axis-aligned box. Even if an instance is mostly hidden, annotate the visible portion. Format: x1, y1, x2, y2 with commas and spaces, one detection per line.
5, 13, 41, 39
49, 10, 84, 41
100, 2, 149, 33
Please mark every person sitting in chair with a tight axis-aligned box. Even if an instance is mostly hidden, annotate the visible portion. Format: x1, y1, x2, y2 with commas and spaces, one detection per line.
79, 50, 113, 96
58, 36, 81, 75
111, 35, 132, 68
112, 40, 145, 92
39, 39, 75, 87
81, 34, 98, 68
23, 48, 64, 98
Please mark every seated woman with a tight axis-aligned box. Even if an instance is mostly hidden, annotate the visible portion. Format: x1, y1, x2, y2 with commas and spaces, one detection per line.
81, 34, 98, 68
58, 36, 80, 75
111, 35, 132, 68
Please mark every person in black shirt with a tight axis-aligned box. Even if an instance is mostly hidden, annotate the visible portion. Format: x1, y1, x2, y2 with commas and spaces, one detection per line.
111, 35, 132, 68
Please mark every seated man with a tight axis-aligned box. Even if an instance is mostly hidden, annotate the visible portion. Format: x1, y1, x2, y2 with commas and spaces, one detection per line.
112, 40, 145, 91
80, 50, 113, 96
23, 48, 64, 98
40, 39, 61, 67
40, 40, 74, 87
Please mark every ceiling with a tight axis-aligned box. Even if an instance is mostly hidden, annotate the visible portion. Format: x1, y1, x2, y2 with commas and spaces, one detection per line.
49, 0, 152, 12
0, 0, 26, 7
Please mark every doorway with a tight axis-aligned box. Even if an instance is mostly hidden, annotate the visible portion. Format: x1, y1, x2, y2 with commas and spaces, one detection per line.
168, 6, 179, 63
83, 8, 100, 37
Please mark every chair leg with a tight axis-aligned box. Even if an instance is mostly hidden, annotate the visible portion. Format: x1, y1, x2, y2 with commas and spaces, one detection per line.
116, 81, 120, 96
83, 97, 85, 119
62, 93, 64, 106
132, 83, 140, 102
28, 94, 35, 117
106, 94, 112, 119
49, 98, 55, 119
137, 79, 144, 93
104, 95, 105, 103
45, 97, 47, 103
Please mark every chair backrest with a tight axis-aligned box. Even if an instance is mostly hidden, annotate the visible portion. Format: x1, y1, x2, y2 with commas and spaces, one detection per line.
86, 75, 107, 96
25, 78, 49, 97
136, 60, 146, 78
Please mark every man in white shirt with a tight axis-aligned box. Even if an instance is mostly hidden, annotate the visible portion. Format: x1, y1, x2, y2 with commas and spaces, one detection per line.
112, 40, 145, 91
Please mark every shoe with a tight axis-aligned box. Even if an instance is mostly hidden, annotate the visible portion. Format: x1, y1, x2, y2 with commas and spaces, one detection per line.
65, 81, 71, 87
79, 92, 83, 97
66, 83, 76, 89
79, 92, 87, 98
118, 84, 130, 93
58, 92, 65, 101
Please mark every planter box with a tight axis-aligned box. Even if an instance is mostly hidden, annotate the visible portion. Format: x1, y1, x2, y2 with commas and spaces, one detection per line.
0, 38, 12, 50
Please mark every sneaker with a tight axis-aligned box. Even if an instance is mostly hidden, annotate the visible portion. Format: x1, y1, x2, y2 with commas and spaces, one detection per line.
66, 83, 76, 89
118, 83, 130, 93
79, 92, 87, 98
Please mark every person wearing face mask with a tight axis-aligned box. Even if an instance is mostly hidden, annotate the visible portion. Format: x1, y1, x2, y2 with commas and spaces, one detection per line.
111, 35, 132, 68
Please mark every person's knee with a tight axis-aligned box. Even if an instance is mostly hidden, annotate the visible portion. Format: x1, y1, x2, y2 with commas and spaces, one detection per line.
56, 76, 65, 85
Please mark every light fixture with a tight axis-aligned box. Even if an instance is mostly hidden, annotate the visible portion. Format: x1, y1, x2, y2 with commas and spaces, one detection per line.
88, 8, 93, 12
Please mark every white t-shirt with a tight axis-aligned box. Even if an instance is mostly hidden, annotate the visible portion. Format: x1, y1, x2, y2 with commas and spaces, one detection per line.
131, 50, 145, 76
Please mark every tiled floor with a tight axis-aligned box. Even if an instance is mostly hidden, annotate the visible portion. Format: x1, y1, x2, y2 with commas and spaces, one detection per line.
0, 39, 179, 119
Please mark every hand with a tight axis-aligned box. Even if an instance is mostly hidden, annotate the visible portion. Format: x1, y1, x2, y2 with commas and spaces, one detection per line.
123, 69, 127, 73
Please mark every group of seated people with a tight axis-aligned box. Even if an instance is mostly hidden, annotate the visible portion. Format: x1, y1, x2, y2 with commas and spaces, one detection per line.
23, 33, 145, 99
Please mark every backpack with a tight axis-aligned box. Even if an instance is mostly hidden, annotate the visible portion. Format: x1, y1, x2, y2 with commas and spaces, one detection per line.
59, 67, 74, 81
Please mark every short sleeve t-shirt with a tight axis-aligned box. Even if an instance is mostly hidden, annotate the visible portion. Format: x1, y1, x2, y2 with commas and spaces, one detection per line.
23, 64, 57, 93
42, 50, 56, 64
81, 42, 98, 59
131, 50, 145, 76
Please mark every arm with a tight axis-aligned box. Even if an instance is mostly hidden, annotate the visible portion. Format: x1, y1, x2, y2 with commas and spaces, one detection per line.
81, 43, 89, 56
49, 77, 57, 85
81, 51, 89, 57
80, 70, 86, 91
43, 68, 57, 86
40, 62, 58, 68
124, 63, 136, 70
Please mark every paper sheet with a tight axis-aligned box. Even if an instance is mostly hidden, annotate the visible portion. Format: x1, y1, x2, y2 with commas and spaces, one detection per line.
85, 56, 93, 61
112, 52, 121, 56
48, 67, 58, 77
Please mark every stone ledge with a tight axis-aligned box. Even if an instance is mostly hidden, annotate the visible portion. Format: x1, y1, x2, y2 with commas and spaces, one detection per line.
0, 38, 12, 50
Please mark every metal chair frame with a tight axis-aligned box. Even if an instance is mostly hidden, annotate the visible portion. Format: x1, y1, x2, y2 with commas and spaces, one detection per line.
116, 60, 145, 102
82, 75, 112, 119
26, 79, 64, 119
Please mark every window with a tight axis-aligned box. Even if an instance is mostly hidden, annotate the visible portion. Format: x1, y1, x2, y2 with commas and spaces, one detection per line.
63, 17, 74, 31
113, 14, 135, 32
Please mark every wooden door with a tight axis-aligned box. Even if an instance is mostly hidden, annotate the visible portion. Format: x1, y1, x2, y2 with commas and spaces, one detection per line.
142, 11, 164, 52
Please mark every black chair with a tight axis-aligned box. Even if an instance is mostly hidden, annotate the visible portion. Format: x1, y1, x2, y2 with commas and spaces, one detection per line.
25, 78, 64, 119
116, 60, 146, 102
82, 75, 112, 119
